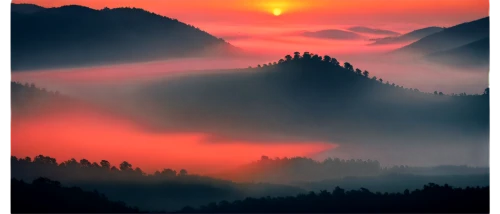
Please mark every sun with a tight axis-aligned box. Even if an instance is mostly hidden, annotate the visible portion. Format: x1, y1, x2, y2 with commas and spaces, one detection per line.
272, 8, 282, 16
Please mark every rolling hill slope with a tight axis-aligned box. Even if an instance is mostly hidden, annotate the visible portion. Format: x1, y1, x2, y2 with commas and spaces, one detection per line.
393, 17, 488, 56
11, 4, 239, 71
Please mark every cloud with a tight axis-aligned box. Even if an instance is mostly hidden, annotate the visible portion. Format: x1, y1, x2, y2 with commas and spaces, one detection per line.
13, 56, 489, 166
301, 29, 365, 40
348, 26, 401, 36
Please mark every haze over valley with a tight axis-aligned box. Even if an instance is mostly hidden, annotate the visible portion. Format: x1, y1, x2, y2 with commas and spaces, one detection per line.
10, 1, 490, 212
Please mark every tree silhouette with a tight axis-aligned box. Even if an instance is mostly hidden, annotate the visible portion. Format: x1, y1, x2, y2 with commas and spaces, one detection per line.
180, 183, 489, 213
120, 161, 132, 171
343, 62, 354, 71
323, 55, 331, 63
12, 177, 140, 213
293, 52, 301, 60
303, 52, 311, 60
285, 55, 292, 61
331, 58, 340, 67
179, 169, 188, 176
363, 70, 369, 78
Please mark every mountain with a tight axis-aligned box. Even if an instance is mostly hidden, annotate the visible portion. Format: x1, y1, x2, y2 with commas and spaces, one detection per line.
369, 27, 444, 45
12, 177, 141, 213
11, 3, 45, 14
11, 155, 305, 212
348, 26, 400, 36
302, 29, 364, 40
179, 184, 489, 213
393, 17, 489, 56
425, 37, 489, 68
132, 53, 489, 167
11, 4, 239, 71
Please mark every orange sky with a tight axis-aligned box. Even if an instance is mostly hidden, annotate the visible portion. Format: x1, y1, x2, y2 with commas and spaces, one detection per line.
10, 0, 489, 174
13, 0, 488, 33
11, 107, 336, 175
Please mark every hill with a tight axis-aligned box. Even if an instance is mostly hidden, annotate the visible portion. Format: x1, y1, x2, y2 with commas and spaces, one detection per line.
12, 177, 140, 213
347, 26, 400, 36
11, 81, 74, 116
393, 17, 489, 56
11, 155, 305, 212
130, 52, 489, 166
11, 3, 45, 14
302, 29, 364, 40
425, 37, 489, 68
369, 26, 444, 45
179, 184, 489, 213
11, 4, 239, 71
214, 156, 489, 184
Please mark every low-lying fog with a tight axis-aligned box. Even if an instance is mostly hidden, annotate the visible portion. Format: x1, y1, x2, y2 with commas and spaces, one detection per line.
11, 51, 489, 174
13, 52, 488, 96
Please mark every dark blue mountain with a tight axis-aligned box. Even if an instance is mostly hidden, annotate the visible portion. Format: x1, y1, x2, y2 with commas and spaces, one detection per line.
369, 26, 444, 45
425, 37, 489, 68
11, 4, 239, 71
393, 17, 489, 56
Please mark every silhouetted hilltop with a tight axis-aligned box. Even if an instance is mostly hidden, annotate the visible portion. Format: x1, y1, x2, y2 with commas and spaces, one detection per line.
215, 156, 489, 184
11, 81, 75, 116
11, 3, 45, 14
11, 3, 240, 71
394, 17, 489, 56
137, 52, 489, 166
425, 37, 489, 68
178, 183, 489, 213
11, 155, 305, 211
12, 177, 140, 213
298, 173, 489, 194
348, 26, 400, 36
369, 26, 444, 45
302, 29, 364, 40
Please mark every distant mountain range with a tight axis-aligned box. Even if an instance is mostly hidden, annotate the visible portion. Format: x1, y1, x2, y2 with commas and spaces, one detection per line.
11, 4, 240, 71
369, 27, 444, 45
394, 17, 488, 56
302, 29, 364, 40
348, 26, 400, 36
393, 17, 489, 68
11, 3, 45, 14
425, 37, 489, 68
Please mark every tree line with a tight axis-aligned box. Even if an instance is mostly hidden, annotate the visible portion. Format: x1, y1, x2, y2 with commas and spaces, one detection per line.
249, 52, 489, 97
178, 183, 489, 213
12, 155, 191, 182
219, 156, 488, 183
12, 177, 141, 213
13, 155, 487, 184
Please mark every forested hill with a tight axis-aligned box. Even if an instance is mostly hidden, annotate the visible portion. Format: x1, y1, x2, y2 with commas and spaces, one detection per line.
11, 3, 240, 71
138, 51, 489, 151
12, 177, 141, 213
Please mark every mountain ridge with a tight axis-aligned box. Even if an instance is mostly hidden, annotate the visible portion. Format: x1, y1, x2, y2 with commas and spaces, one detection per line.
425, 37, 489, 68
393, 17, 489, 56
11, 3, 241, 71
369, 26, 444, 45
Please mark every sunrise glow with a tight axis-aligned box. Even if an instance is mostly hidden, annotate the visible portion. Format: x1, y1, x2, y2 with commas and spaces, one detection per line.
273, 8, 282, 16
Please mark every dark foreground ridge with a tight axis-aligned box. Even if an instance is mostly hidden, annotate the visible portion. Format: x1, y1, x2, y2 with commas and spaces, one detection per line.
7, 155, 489, 213
178, 183, 489, 213
11, 177, 489, 213
11, 177, 141, 213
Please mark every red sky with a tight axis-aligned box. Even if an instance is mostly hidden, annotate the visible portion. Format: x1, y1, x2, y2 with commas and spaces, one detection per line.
13, 0, 488, 32
11, 107, 336, 174
12, 0, 489, 56
10, 0, 489, 174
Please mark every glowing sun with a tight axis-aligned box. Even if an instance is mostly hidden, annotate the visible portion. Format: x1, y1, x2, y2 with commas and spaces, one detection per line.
273, 8, 282, 16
